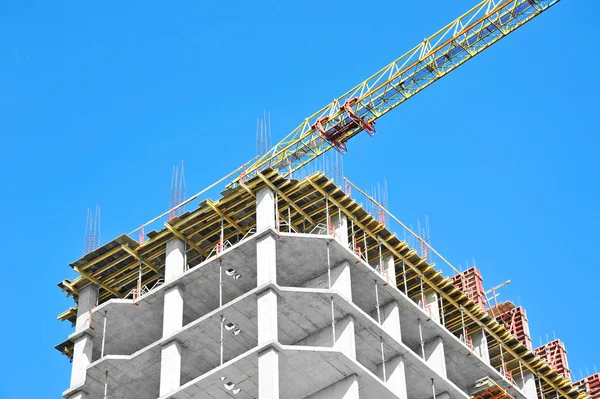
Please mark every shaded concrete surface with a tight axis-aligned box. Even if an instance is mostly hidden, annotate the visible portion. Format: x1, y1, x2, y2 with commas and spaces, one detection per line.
64, 230, 526, 399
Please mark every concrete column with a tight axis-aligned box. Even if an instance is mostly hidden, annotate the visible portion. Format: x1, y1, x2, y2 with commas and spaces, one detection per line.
381, 301, 401, 342
70, 284, 98, 388
331, 212, 349, 248
162, 286, 183, 336
159, 238, 186, 396
382, 254, 396, 287
307, 375, 359, 399
257, 186, 277, 286
380, 355, 408, 399
257, 234, 277, 285
70, 333, 94, 387
424, 336, 447, 378
331, 261, 352, 301
258, 348, 279, 399
424, 290, 440, 323
471, 329, 490, 364
165, 238, 185, 282
162, 239, 185, 335
435, 393, 450, 399
160, 341, 182, 395
257, 187, 275, 232
69, 392, 87, 399
75, 284, 98, 331
258, 288, 278, 345
518, 372, 538, 399
256, 196, 279, 399
335, 316, 356, 360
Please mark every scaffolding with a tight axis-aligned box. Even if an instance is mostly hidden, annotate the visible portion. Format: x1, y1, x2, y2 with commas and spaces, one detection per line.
471, 377, 513, 399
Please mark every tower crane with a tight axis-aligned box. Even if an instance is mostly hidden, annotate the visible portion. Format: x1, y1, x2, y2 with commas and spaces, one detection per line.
232, 0, 560, 186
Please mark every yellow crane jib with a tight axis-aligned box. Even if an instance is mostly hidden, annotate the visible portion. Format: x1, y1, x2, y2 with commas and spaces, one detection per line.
230, 0, 561, 186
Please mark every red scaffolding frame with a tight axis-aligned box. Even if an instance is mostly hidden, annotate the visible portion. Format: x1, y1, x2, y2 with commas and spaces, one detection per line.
574, 373, 600, 399
451, 266, 486, 310
489, 302, 532, 350
534, 339, 571, 380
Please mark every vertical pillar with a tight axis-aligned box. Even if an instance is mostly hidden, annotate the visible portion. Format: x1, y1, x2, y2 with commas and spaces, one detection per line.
160, 341, 182, 395
335, 316, 356, 360
162, 287, 184, 336
257, 187, 275, 232
331, 212, 349, 248
257, 234, 277, 285
381, 356, 408, 399
257, 187, 277, 286
75, 284, 98, 331
331, 261, 352, 301
381, 301, 401, 342
329, 257, 355, 361
518, 372, 538, 399
159, 238, 185, 396
424, 291, 440, 323
259, 348, 279, 399
382, 254, 396, 287
424, 336, 447, 377
70, 284, 98, 388
308, 375, 359, 399
471, 329, 490, 364
165, 237, 185, 281
256, 189, 280, 399
258, 289, 278, 345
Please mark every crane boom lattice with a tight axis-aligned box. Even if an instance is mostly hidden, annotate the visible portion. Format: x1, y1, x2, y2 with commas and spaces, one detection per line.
232, 0, 559, 186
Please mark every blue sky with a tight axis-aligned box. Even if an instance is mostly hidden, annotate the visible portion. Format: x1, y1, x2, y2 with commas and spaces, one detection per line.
1, 0, 598, 397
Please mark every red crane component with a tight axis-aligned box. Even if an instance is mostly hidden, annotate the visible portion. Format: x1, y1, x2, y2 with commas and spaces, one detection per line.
313, 97, 376, 154
342, 97, 376, 136
314, 116, 347, 154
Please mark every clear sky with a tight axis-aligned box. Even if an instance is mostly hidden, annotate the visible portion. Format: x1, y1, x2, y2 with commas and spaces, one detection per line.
1, 0, 598, 397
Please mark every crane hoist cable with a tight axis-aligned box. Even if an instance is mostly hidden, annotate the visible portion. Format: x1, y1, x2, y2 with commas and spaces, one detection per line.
229, 0, 561, 187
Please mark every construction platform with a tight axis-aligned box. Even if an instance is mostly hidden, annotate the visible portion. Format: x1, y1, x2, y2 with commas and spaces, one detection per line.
57, 169, 586, 399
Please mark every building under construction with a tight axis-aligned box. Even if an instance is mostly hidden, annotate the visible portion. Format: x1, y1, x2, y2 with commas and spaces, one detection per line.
56, 0, 597, 398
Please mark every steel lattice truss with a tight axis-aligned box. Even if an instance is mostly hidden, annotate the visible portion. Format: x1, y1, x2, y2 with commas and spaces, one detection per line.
234, 0, 559, 185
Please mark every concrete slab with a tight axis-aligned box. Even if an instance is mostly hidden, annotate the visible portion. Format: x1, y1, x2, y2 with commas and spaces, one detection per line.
68, 284, 467, 399
80, 233, 260, 360
277, 233, 527, 399
65, 231, 525, 399
275, 233, 336, 287
162, 342, 402, 399
275, 287, 468, 399
73, 298, 163, 362
66, 286, 263, 399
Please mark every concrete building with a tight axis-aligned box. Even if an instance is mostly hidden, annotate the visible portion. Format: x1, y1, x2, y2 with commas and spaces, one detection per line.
56, 171, 585, 399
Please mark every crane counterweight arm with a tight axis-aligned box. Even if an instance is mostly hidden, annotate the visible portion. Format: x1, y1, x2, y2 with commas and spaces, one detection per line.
230, 0, 560, 186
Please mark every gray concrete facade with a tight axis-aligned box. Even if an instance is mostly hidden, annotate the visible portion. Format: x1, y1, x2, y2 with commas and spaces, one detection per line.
62, 187, 530, 399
